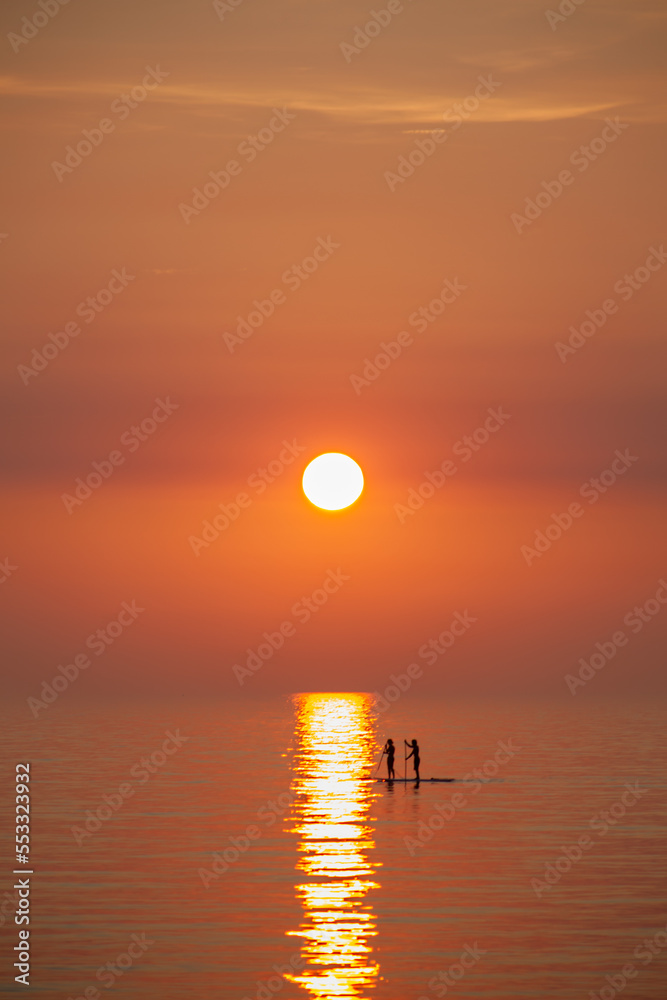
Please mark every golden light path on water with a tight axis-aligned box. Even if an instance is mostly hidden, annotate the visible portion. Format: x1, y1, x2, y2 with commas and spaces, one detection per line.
285, 693, 381, 999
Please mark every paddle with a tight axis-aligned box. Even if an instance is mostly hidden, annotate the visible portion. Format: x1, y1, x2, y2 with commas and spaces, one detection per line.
374, 749, 385, 777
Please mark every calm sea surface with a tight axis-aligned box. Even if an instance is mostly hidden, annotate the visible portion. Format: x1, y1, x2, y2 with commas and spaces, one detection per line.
1, 696, 666, 999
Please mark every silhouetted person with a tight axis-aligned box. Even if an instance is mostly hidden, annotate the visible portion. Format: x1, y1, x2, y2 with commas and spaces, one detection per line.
405, 739, 420, 782
384, 739, 395, 780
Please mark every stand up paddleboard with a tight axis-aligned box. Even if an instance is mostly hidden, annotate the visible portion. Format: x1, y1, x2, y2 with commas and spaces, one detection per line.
371, 777, 456, 783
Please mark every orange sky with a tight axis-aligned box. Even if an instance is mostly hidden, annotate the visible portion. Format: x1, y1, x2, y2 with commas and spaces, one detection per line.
1, 0, 666, 706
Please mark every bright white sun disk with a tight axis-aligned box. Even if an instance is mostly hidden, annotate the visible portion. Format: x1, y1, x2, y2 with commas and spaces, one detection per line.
302, 453, 364, 511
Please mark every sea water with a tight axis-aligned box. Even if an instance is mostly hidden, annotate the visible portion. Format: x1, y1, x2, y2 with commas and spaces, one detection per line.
1, 695, 665, 999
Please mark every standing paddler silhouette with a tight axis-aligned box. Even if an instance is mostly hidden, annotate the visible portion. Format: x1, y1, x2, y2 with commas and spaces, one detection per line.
404, 738, 420, 783
383, 739, 395, 780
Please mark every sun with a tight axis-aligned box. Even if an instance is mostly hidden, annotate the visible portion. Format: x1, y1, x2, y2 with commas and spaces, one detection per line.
302, 453, 364, 511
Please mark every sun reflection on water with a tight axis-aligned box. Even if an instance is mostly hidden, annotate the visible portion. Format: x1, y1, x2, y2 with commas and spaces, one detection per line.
285, 693, 380, 999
